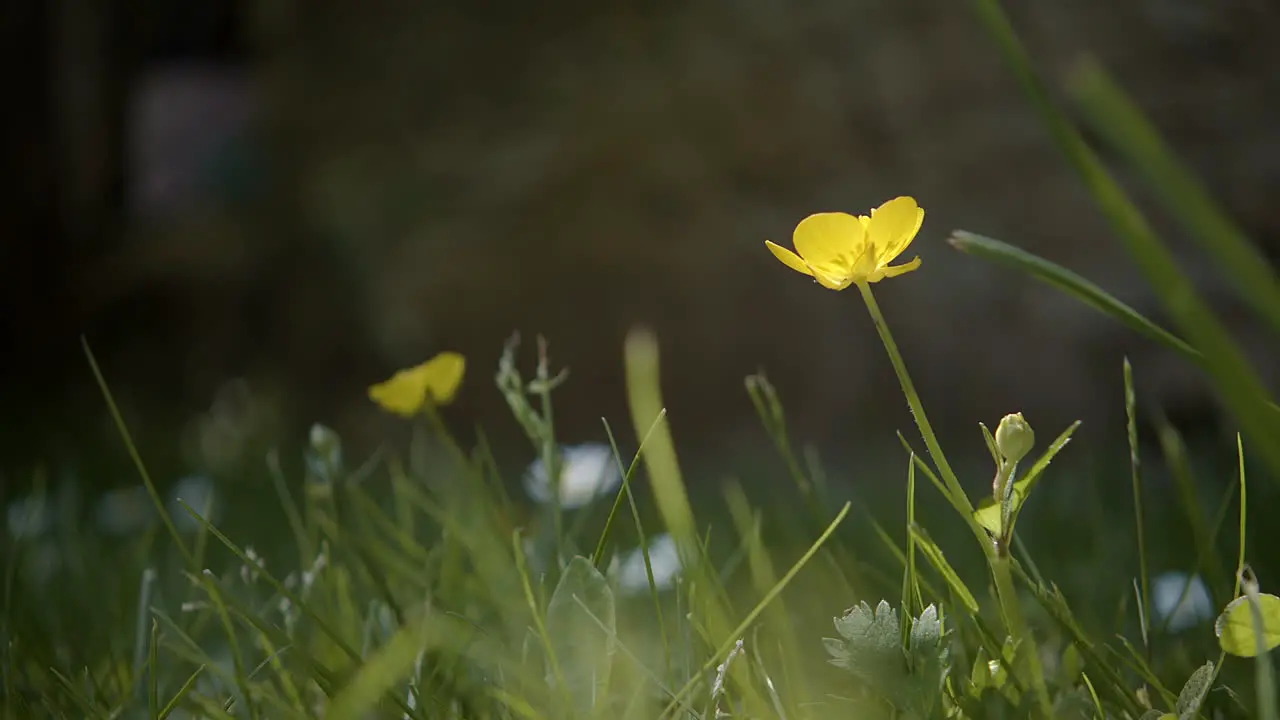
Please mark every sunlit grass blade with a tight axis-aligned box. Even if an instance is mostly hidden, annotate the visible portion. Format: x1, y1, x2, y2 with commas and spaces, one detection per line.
1067, 59, 1280, 335
968, 0, 1280, 485
325, 614, 429, 720
724, 482, 809, 708
624, 326, 753, 705
623, 328, 697, 564
660, 501, 851, 717
948, 231, 1200, 365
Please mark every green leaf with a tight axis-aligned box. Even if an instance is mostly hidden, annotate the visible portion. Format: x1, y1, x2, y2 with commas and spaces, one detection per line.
905, 605, 952, 718
826, 601, 950, 716
826, 599, 909, 713
908, 523, 980, 614
979, 422, 1001, 467
1175, 661, 1214, 720
1215, 594, 1280, 658
545, 556, 617, 716
973, 422, 1080, 536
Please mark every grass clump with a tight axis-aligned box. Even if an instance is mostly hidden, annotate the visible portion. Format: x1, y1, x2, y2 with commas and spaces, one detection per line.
6, 0, 1280, 717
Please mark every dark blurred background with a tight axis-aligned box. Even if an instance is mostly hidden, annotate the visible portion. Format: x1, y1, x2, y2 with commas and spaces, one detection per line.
3, 0, 1280, 508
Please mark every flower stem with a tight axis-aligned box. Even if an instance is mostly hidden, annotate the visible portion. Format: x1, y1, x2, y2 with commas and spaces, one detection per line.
855, 282, 971, 515
856, 281, 1054, 719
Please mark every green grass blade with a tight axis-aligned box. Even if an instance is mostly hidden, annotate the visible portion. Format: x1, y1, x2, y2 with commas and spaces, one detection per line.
175, 501, 365, 666
147, 618, 159, 719
82, 338, 193, 568
1124, 359, 1152, 658
968, 0, 1280, 484
157, 664, 205, 720
197, 570, 261, 720
325, 614, 429, 720
907, 523, 980, 615
1067, 59, 1280, 335
660, 501, 851, 716
724, 482, 809, 708
948, 231, 1200, 364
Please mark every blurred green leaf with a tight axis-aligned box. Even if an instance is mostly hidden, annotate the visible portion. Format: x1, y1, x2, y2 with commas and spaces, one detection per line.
546, 556, 616, 717
1216, 594, 1280, 658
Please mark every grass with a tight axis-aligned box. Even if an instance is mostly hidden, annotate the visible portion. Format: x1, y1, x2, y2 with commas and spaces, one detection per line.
5, 0, 1280, 717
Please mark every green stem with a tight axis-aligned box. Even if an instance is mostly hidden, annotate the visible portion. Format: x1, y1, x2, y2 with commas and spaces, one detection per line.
856, 281, 1054, 719
991, 555, 1054, 718
856, 283, 972, 515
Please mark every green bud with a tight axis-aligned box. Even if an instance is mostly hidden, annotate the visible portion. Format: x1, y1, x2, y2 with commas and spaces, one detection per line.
994, 412, 1035, 464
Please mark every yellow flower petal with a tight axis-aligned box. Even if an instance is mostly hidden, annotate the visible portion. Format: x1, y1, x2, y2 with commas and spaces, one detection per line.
765, 240, 812, 277
872, 256, 922, 281
865, 197, 921, 262
792, 212, 865, 268
879, 207, 924, 265
813, 270, 853, 290
368, 352, 467, 417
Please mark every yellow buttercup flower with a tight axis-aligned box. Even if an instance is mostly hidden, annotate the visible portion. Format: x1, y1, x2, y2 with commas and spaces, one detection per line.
368, 352, 466, 417
765, 196, 925, 289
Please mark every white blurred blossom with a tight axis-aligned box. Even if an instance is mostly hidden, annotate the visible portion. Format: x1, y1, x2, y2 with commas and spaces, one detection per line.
523, 444, 622, 509
7, 496, 51, 540
95, 486, 156, 536
612, 533, 681, 595
1152, 571, 1213, 633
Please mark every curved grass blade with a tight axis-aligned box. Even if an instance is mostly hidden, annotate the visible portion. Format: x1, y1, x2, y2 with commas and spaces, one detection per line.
1068, 59, 1280, 336
968, 0, 1280, 484
948, 231, 1200, 364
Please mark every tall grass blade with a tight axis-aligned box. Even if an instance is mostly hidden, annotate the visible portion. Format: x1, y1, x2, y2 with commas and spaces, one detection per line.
1068, 59, 1280, 335
967, 0, 1280, 484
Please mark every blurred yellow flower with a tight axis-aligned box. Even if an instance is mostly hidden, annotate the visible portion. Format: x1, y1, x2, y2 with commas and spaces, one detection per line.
368, 352, 466, 417
765, 196, 924, 289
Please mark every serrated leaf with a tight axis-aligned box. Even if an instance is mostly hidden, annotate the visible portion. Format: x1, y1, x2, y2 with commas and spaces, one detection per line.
826, 601, 951, 717
826, 601, 911, 703
1215, 593, 1280, 658
905, 605, 951, 718
1174, 661, 1214, 720
546, 556, 617, 715
909, 604, 943, 655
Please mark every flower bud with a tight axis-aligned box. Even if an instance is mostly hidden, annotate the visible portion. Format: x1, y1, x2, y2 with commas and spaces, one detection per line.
994, 412, 1035, 464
